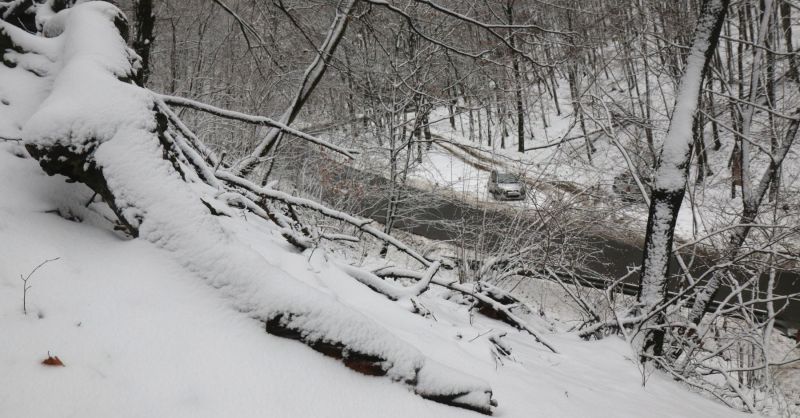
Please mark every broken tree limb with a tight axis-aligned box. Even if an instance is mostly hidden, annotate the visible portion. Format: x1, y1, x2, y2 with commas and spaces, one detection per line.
448, 281, 559, 354
217, 191, 314, 250
341, 261, 441, 301
373, 266, 558, 354
320, 233, 360, 243
154, 96, 221, 167
233, 0, 358, 177
164, 131, 222, 189
215, 170, 432, 267
157, 94, 358, 160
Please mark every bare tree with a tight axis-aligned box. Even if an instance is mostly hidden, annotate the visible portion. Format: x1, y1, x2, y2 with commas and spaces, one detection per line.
636, 0, 729, 360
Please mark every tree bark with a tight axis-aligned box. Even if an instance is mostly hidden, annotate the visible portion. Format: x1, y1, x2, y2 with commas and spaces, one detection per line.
688, 113, 800, 325
132, 0, 155, 86
235, 0, 356, 179
780, 0, 797, 81
504, 1, 526, 153
637, 0, 729, 361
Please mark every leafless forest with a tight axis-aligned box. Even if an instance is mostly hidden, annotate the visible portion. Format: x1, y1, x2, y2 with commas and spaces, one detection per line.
2, 0, 800, 415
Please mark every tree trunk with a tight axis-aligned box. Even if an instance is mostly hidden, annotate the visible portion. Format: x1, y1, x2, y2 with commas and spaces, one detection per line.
780, 0, 797, 81
505, 1, 526, 153
132, 0, 155, 86
235, 0, 356, 179
637, 0, 729, 361
688, 113, 800, 325
766, 1, 779, 202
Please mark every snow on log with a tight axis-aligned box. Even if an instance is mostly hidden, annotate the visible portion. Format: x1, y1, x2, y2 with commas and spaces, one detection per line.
338, 261, 440, 301
6, 2, 495, 414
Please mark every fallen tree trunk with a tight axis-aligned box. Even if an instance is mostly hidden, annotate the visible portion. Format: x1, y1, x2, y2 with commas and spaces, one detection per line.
5, 3, 495, 414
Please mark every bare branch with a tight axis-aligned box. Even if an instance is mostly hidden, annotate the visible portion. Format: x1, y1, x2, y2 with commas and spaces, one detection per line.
157, 94, 358, 159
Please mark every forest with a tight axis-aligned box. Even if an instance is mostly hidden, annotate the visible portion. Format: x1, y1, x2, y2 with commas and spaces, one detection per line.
1, 0, 799, 416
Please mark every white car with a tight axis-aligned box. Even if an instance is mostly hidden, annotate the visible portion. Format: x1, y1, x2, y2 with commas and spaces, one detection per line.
488, 170, 526, 201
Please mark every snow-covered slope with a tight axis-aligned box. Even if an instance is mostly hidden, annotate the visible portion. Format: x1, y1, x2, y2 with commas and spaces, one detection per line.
0, 141, 752, 417
0, 2, 760, 417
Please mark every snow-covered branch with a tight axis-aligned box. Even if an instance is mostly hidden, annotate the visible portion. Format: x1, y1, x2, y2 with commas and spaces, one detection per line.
157, 94, 358, 160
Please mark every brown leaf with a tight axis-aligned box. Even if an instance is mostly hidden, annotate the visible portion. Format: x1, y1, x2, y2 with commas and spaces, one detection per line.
42, 355, 64, 367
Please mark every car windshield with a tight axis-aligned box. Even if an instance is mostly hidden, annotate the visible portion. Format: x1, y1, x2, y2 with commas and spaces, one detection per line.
496, 173, 519, 183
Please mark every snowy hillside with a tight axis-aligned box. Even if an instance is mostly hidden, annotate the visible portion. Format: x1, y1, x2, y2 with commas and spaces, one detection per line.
0, 142, 747, 418
1, 0, 797, 417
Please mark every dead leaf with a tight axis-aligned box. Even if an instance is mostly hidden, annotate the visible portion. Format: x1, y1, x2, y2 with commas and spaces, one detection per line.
42, 354, 64, 367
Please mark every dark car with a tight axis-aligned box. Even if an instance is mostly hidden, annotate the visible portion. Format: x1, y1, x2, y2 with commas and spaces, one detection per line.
488, 170, 526, 201
612, 171, 651, 202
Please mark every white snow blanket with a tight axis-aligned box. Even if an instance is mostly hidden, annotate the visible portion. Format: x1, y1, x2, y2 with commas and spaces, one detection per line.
4, 1, 492, 413
0, 2, 757, 417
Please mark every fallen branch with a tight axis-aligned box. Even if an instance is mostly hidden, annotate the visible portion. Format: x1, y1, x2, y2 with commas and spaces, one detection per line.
158, 94, 358, 160
216, 170, 432, 267
340, 261, 441, 301
320, 232, 360, 243
545, 267, 600, 322
217, 191, 313, 250
374, 266, 558, 354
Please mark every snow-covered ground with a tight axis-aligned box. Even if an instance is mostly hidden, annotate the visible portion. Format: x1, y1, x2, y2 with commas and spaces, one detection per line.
0, 3, 789, 415
403, 80, 800, 247
0, 141, 755, 417
413, 145, 491, 200
408, 141, 577, 210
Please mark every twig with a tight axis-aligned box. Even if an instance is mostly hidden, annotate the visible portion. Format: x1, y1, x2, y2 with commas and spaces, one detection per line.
19, 257, 60, 315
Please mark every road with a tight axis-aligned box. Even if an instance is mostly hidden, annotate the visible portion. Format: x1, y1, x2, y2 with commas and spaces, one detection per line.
297, 123, 800, 335
314, 159, 800, 335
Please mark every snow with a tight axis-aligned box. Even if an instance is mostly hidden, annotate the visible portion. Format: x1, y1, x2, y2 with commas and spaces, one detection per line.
0, 2, 769, 417
639, 202, 678, 307
655, 0, 725, 192
0, 143, 758, 417
0, 156, 470, 418
15, 3, 496, 412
